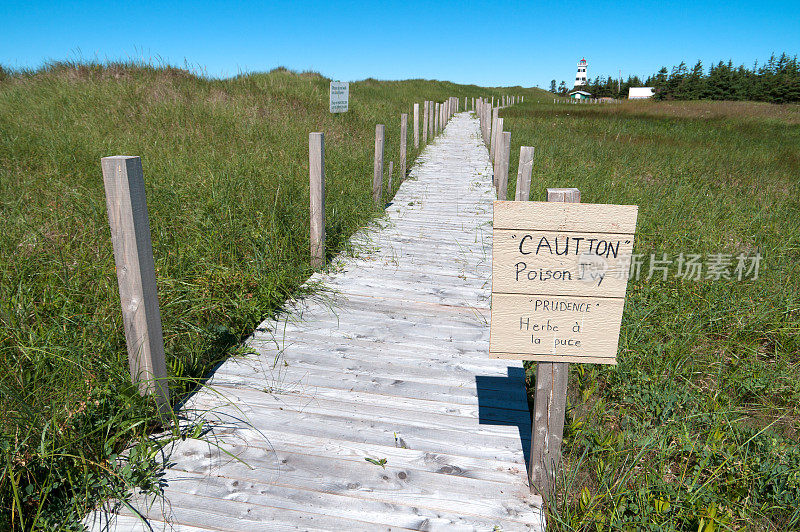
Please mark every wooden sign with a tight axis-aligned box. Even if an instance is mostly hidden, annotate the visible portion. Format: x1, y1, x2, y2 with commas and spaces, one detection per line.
490, 201, 638, 364
329, 81, 349, 113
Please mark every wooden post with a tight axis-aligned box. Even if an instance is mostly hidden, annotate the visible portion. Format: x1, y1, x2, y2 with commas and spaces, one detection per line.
493, 117, 504, 166
101, 156, 170, 417
429, 101, 434, 138
422, 101, 429, 145
529, 187, 580, 497
400, 113, 408, 180
482, 103, 490, 145
435, 102, 440, 135
497, 131, 511, 200
388, 160, 394, 193
413, 103, 420, 149
515, 146, 534, 201
309, 133, 325, 269
373, 124, 385, 205
489, 116, 496, 162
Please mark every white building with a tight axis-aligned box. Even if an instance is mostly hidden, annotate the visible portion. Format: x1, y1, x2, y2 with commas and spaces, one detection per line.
574, 58, 588, 87
569, 90, 592, 100
628, 87, 655, 99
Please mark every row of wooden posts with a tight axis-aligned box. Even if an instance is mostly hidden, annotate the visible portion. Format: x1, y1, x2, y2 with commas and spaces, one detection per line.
474, 96, 533, 202
311, 94, 525, 267
101, 93, 524, 418
553, 97, 621, 104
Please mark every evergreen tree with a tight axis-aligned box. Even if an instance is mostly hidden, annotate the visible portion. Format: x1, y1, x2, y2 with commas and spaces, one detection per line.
550, 80, 557, 93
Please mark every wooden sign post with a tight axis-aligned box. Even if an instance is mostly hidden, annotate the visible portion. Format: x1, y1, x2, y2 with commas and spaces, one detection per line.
490, 190, 638, 497
329, 81, 349, 113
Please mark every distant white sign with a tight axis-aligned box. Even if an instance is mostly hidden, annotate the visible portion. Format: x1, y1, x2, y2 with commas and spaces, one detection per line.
329, 81, 349, 113
628, 87, 655, 99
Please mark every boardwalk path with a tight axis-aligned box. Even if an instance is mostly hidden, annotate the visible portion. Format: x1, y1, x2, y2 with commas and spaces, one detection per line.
89, 112, 545, 531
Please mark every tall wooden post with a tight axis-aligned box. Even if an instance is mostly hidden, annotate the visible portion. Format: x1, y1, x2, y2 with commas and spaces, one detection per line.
492, 117, 503, 167
309, 133, 325, 269
422, 102, 429, 145
388, 160, 394, 193
529, 187, 580, 497
515, 146, 534, 201
497, 131, 511, 200
400, 112, 407, 180
435, 102, 440, 135
101, 156, 170, 417
429, 101, 434, 138
413, 103, 420, 149
373, 124, 385, 205
490, 108, 500, 161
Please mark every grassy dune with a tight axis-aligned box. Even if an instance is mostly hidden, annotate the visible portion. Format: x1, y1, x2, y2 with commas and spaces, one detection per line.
502, 99, 800, 529
0, 62, 543, 530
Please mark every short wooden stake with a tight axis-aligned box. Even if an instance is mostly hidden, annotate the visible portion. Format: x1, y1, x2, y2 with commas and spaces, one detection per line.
435, 102, 440, 135
388, 160, 394, 193
515, 146, 534, 201
400, 113, 408, 180
529, 187, 580, 497
309, 133, 325, 269
101, 156, 170, 417
373, 124, 385, 205
413, 103, 420, 149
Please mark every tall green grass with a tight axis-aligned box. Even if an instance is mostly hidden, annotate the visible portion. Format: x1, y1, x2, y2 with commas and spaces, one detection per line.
0, 61, 545, 530
502, 99, 800, 530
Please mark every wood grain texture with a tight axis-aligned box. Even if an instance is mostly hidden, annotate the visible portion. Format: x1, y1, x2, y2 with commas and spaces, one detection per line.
515, 146, 534, 202
491, 117, 504, 171
89, 112, 544, 532
489, 293, 624, 361
309, 133, 325, 269
101, 156, 170, 416
373, 124, 385, 205
498, 131, 511, 200
494, 201, 638, 233
491, 229, 635, 297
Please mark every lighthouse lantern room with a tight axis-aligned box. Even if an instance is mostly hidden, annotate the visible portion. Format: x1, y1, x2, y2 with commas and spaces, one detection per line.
575, 58, 588, 88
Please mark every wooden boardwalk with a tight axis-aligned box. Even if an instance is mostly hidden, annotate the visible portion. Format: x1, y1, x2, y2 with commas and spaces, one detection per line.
88, 112, 545, 531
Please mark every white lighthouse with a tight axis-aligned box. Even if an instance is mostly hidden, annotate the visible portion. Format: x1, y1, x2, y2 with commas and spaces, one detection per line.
574, 58, 588, 88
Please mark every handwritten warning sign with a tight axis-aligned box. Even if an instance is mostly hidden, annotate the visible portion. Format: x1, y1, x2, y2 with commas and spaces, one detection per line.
329, 81, 349, 113
489, 201, 638, 364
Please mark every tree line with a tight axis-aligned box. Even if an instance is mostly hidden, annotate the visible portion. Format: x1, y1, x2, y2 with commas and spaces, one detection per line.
549, 53, 800, 103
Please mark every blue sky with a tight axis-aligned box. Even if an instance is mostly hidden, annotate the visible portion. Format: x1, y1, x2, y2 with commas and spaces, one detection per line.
1, 0, 798, 88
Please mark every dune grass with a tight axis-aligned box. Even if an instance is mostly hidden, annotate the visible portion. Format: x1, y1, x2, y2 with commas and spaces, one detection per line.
500, 99, 800, 530
0, 62, 543, 530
